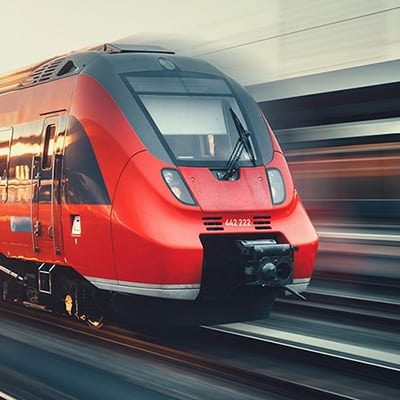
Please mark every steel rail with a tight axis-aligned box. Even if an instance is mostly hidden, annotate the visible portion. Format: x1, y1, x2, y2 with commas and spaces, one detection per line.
0, 302, 359, 400
206, 322, 400, 377
275, 295, 400, 326
0, 391, 18, 400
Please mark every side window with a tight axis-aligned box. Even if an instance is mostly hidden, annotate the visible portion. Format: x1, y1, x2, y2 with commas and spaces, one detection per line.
42, 124, 56, 170
0, 127, 12, 183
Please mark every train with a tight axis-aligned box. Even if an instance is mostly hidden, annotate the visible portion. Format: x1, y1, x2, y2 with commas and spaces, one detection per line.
0, 41, 318, 326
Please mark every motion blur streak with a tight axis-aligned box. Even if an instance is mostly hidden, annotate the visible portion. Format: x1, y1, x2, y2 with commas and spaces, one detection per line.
280, 119, 400, 226
0, 391, 18, 400
275, 118, 400, 279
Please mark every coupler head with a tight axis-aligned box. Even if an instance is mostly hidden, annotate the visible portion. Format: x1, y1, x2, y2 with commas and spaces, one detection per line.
236, 239, 295, 287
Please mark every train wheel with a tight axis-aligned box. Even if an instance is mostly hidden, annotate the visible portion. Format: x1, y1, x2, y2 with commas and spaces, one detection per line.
62, 279, 81, 321
86, 315, 104, 329
81, 286, 104, 329
64, 293, 75, 317
63, 282, 104, 328
0, 279, 6, 302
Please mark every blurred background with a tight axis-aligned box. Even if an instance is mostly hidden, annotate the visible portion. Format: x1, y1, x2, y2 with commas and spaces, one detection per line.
1, 2, 399, 398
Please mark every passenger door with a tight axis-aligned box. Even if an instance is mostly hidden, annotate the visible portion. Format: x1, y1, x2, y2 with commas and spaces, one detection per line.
31, 116, 65, 257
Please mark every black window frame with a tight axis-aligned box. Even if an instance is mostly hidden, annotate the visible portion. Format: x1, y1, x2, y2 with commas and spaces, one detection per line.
120, 71, 265, 168
0, 126, 13, 203
42, 123, 56, 170
0, 126, 13, 182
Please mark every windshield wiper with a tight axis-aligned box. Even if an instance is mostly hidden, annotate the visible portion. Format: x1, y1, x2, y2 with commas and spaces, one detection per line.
223, 108, 256, 180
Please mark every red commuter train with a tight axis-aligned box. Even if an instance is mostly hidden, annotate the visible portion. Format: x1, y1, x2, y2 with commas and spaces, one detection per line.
0, 42, 318, 326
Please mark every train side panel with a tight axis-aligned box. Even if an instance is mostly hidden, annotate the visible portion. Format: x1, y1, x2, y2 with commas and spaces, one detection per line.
0, 78, 74, 263
61, 74, 147, 281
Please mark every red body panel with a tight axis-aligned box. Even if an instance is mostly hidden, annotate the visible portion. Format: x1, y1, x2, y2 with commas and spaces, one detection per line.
69, 75, 146, 201
111, 149, 317, 286
0, 77, 75, 265
61, 204, 115, 279
179, 166, 270, 212
0, 70, 318, 299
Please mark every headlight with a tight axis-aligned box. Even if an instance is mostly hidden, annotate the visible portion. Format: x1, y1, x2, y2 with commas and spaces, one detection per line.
162, 169, 197, 206
266, 168, 286, 205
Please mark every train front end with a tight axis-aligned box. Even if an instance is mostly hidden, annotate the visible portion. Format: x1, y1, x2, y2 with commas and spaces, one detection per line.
105, 53, 318, 323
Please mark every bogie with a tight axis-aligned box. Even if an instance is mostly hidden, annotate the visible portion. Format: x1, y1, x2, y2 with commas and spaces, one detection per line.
0, 255, 106, 328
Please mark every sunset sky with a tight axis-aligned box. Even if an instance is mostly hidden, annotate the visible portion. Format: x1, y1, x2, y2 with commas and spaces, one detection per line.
0, 0, 270, 75
1, 1, 398, 85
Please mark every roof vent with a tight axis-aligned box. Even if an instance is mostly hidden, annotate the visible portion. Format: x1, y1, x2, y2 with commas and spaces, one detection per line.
91, 42, 175, 55
21, 58, 78, 87
21, 58, 65, 87
57, 60, 78, 77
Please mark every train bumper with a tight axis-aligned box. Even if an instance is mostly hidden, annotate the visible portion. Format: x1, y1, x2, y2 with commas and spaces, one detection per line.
235, 240, 295, 288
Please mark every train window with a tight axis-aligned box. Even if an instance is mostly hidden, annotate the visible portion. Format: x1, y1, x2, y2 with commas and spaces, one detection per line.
141, 94, 252, 163
0, 127, 12, 183
128, 76, 231, 96
123, 72, 274, 166
126, 75, 256, 165
42, 124, 56, 170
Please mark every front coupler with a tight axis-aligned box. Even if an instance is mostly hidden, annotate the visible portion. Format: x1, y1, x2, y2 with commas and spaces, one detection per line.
236, 239, 297, 288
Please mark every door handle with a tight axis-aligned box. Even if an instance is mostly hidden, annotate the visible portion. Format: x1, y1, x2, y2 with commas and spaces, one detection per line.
48, 225, 54, 239
33, 221, 41, 236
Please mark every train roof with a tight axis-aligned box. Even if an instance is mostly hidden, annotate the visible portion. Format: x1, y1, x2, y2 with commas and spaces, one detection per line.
0, 41, 176, 94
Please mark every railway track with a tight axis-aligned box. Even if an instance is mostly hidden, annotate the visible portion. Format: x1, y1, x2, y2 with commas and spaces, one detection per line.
280, 274, 400, 319
274, 289, 400, 330
328, 275, 396, 303
1, 301, 399, 399
209, 319, 400, 377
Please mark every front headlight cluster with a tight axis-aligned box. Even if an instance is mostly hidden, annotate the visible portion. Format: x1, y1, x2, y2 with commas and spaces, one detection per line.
162, 167, 285, 206
162, 169, 197, 206
266, 168, 286, 205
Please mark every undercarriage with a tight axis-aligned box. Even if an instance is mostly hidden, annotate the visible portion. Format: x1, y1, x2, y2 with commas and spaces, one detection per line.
0, 254, 106, 328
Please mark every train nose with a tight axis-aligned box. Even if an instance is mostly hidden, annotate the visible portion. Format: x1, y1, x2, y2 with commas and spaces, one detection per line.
178, 167, 270, 212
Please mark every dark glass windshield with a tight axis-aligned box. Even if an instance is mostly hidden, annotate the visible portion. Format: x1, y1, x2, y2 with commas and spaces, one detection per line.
124, 73, 271, 167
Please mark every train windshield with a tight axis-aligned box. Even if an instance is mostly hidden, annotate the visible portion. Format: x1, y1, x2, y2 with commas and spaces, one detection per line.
126, 75, 260, 166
